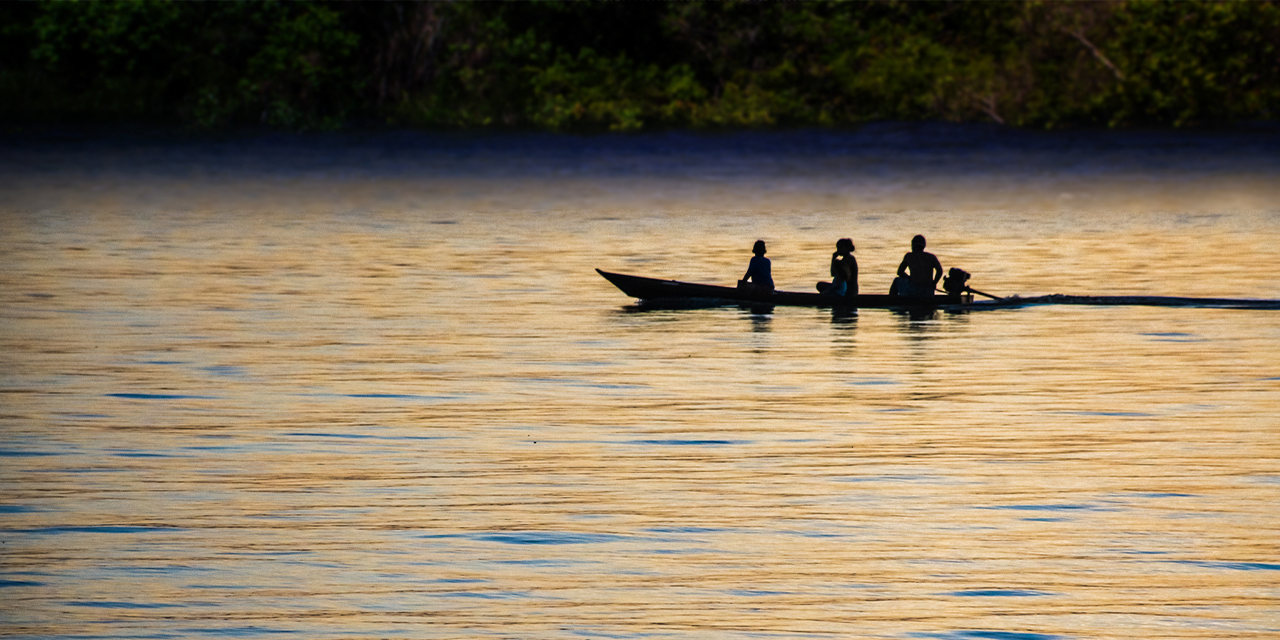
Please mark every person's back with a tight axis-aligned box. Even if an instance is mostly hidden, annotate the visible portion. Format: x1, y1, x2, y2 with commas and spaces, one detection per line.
828, 238, 858, 296
742, 240, 774, 292
895, 235, 942, 296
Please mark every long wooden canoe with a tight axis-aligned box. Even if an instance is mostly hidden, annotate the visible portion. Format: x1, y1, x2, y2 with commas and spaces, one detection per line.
598, 269, 1280, 311
596, 269, 972, 309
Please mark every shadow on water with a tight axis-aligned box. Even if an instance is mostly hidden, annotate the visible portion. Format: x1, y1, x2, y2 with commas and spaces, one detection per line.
742, 305, 773, 332
831, 308, 859, 325
893, 308, 940, 325
829, 309, 858, 358
621, 299, 775, 315
621, 300, 738, 312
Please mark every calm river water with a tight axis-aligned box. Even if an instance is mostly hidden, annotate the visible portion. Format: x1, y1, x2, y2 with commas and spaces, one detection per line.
2, 125, 1279, 639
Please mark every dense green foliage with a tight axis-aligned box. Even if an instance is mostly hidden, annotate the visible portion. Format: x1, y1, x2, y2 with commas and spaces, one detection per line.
3, 0, 1277, 130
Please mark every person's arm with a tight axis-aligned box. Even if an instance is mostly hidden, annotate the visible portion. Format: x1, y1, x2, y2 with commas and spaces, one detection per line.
897, 254, 909, 277
931, 256, 943, 285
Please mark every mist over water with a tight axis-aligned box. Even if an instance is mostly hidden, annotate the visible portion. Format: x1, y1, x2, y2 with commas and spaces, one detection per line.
2, 124, 1279, 639
6, 123, 1280, 214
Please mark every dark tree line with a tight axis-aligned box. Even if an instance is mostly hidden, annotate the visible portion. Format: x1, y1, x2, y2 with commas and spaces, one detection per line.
3, 0, 1277, 131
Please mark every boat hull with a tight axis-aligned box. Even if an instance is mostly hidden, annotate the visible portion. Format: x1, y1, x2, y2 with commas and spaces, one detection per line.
597, 269, 970, 309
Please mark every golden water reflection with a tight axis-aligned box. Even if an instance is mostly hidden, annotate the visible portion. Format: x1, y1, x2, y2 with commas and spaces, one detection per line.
2, 132, 1279, 638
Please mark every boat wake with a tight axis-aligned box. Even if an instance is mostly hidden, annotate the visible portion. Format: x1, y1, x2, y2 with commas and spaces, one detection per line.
982, 295, 1280, 310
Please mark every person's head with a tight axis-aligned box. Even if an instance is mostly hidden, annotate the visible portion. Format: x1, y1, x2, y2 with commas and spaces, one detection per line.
911, 235, 926, 251
836, 238, 854, 253
752, 240, 767, 256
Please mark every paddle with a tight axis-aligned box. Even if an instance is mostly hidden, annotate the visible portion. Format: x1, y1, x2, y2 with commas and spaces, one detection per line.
964, 286, 1003, 301
933, 284, 1002, 300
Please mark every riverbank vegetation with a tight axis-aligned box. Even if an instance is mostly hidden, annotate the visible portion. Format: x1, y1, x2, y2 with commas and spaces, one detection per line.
3, 0, 1277, 131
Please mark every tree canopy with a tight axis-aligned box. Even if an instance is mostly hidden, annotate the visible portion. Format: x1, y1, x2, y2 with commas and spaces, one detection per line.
3, 0, 1277, 130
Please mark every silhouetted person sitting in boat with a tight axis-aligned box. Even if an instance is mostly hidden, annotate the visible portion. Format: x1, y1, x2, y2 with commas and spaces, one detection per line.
740, 239, 774, 293
817, 238, 858, 297
892, 234, 942, 296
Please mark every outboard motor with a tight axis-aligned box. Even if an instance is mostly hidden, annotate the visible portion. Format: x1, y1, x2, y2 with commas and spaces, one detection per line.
942, 267, 970, 296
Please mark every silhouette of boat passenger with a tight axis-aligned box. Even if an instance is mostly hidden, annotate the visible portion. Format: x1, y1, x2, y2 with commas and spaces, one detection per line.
817, 238, 858, 297
891, 235, 943, 296
739, 240, 774, 293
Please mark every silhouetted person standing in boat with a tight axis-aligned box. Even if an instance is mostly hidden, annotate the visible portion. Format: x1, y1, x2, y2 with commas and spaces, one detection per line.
894, 235, 942, 296
819, 238, 858, 297
742, 240, 774, 293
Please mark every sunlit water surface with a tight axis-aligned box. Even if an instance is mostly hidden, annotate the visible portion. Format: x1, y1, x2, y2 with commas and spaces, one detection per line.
2, 126, 1279, 639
